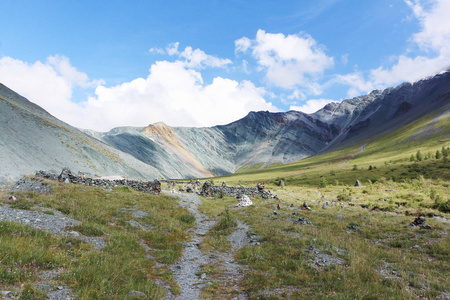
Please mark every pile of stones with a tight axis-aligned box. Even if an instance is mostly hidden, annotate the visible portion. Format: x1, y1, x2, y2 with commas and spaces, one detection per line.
236, 195, 253, 207
409, 215, 432, 230
36, 169, 161, 194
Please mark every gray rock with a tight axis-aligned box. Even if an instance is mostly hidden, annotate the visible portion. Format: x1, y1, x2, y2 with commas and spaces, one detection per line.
126, 291, 146, 298
295, 217, 313, 225
131, 210, 149, 219
127, 220, 142, 227
199, 282, 213, 289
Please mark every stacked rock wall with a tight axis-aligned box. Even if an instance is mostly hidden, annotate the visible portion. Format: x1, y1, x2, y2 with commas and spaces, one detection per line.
35, 169, 161, 194
200, 181, 273, 199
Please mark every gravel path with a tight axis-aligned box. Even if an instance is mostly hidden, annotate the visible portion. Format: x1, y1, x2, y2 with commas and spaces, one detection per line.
165, 191, 250, 300
166, 192, 216, 300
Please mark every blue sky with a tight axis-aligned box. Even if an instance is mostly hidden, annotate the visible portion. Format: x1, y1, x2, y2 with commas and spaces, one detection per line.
0, 0, 449, 131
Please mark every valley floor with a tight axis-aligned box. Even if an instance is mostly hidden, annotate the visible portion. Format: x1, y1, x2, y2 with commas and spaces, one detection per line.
0, 176, 449, 299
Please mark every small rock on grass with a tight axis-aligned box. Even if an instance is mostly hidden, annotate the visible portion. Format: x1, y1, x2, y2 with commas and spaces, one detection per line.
126, 291, 146, 298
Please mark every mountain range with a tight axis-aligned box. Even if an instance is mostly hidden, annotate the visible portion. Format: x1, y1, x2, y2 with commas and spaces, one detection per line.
1, 70, 450, 184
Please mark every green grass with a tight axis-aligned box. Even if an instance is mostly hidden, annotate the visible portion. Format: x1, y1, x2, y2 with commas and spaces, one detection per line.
0, 180, 195, 299
197, 181, 449, 299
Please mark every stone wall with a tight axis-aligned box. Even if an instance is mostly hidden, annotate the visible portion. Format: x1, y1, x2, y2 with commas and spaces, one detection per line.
200, 181, 274, 199
35, 169, 161, 194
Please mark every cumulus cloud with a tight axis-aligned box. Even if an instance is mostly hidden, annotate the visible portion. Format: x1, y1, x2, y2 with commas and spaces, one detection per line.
338, 0, 450, 96
0, 55, 96, 121
160, 42, 232, 69
235, 29, 334, 89
334, 72, 375, 98
290, 99, 336, 114
81, 60, 276, 130
0, 54, 277, 131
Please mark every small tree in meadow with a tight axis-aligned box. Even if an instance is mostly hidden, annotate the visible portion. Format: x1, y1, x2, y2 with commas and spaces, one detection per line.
416, 150, 423, 161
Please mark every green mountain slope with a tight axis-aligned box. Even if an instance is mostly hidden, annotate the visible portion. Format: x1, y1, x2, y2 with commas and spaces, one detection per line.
215, 103, 450, 187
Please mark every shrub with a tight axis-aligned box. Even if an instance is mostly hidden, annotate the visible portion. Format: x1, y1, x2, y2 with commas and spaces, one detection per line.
438, 199, 450, 213
214, 209, 237, 233
337, 193, 350, 201
318, 177, 328, 188
177, 214, 196, 225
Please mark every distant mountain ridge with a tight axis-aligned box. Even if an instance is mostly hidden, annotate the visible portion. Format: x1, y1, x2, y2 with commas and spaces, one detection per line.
85, 71, 450, 179
1, 71, 449, 183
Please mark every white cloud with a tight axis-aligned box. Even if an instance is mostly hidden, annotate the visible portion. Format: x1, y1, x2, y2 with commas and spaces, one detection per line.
0, 55, 277, 131
149, 47, 165, 54
334, 72, 374, 98
0, 55, 95, 122
290, 99, 335, 114
81, 60, 276, 130
235, 36, 251, 53
162, 42, 232, 69
339, 0, 450, 96
407, 0, 450, 51
179, 46, 232, 69
166, 42, 179, 55
235, 29, 334, 89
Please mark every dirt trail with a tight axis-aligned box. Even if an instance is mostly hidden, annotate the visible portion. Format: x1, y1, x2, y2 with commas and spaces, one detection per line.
165, 191, 249, 299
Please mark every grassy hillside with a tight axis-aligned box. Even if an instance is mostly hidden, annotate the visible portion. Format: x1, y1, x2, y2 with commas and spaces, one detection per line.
216, 104, 450, 187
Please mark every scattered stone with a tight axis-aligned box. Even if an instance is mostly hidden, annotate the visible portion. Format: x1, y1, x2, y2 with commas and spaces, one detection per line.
337, 215, 344, 221
302, 202, 311, 210
201, 273, 207, 279
250, 254, 265, 260
199, 282, 213, 289
346, 225, 360, 230
294, 217, 312, 225
355, 180, 362, 187
126, 291, 146, 298
11, 177, 51, 194
409, 216, 433, 230
69, 231, 80, 237
273, 211, 278, 215
132, 210, 149, 219
279, 180, 285, 187
127, 220, 142, 228
277, 203, 281, 210
8, 195, 17, 202
322, 202, 328, 209
290, 203, 294, 208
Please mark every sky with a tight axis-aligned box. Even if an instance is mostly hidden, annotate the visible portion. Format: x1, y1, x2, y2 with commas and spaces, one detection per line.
0, 0, 449, 131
